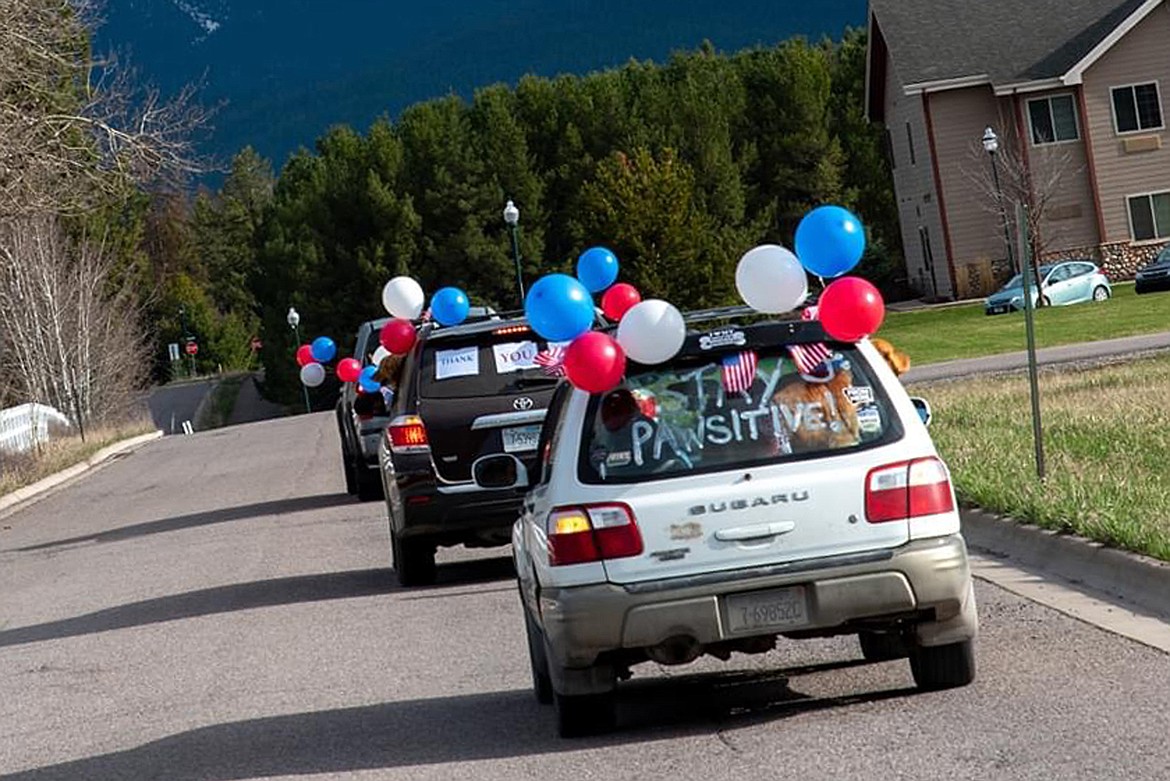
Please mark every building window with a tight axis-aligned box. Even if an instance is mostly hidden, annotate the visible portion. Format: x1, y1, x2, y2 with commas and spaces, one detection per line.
1027, 94, 1079, 144
905, 122, 916, 165
1127, 191, 1170, 241
1111, 83, 1163, 134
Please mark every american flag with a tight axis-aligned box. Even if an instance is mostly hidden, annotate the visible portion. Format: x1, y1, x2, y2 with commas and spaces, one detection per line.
721, 351, 758, 393
535, 345, 566, 377
788, 342, 833, 376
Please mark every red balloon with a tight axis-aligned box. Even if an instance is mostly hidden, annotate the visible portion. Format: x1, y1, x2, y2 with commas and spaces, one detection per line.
336, 357, 362, 383
818, 277, 885, 342
600, 283, 642, 322
564, 332, 627, 394
295, 344, 315, 367
380, 318, 417, 354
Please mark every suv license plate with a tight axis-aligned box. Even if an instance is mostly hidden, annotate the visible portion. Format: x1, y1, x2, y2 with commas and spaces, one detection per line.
502, 425, 541, 453
725, 586, 808, 634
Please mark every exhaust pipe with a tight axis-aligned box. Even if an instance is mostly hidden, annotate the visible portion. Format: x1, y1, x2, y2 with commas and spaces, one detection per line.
646, 635, 703, 666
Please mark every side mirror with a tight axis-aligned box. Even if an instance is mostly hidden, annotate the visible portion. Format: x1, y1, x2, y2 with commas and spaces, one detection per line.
471, 454, 529, 490
909, 397, 932, 427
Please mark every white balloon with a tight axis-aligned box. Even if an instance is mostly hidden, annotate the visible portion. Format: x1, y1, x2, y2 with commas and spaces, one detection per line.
382, 276, 425, 319
300, 362, 326, 387
616, 299, 686, 365
735, 244, 808, 314
371, 345, 391, 366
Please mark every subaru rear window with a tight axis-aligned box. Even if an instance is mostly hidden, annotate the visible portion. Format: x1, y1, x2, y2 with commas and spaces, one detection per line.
419, 336, 563, 399
578, 345, 901, 484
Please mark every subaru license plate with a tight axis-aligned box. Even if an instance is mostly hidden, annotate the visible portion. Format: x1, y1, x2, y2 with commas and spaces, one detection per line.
502, 425, 541, 453
725, 586, 808, 633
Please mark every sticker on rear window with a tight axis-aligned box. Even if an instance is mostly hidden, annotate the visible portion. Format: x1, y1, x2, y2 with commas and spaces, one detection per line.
858, 406, 882, 434
435, 346, 479, 380
843, 385, 875, 405
493, 341, 541, 374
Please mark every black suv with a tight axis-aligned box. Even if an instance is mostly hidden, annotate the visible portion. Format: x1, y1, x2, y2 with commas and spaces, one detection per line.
378, 313, 562, 585
336, 318, 392, 501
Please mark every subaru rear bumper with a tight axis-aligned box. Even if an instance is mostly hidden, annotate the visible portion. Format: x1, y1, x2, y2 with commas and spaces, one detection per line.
537, 534, 977, 692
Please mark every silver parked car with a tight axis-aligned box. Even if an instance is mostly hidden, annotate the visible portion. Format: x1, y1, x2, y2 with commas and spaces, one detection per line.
984, 260, 1111, 315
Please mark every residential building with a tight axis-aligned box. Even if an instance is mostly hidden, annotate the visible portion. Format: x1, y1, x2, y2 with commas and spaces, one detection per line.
866, 0, 1170, 298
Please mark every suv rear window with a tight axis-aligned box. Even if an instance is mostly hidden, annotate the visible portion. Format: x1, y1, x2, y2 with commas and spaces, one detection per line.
419, 335, 563, 399
579, 345, 901, 483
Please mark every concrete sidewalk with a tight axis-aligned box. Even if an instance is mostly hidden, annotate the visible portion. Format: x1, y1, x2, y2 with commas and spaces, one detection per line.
902, 330, 1170, 384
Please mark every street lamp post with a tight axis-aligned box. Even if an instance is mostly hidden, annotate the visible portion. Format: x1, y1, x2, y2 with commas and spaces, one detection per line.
179, 306, 195, 378
503, 199, 525, 308
982, 127, 1017, 275
287, 306, 312, 414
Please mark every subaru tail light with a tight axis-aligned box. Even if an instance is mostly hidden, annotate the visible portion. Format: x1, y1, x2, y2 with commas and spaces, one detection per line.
865, 457, 954, 523
547, 503, 643, 566
386, 415, 429, 454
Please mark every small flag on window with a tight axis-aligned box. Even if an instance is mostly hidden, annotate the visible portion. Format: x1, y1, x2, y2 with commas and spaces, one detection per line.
721, 351, 758, 393
535, 345, 566, 377
788, 342, 833, 377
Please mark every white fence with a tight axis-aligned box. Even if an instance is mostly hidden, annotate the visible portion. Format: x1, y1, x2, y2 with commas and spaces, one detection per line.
0, 403, 72, 454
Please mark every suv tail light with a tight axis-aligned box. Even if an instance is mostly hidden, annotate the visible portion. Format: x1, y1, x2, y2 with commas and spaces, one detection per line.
547, 503, 643, 566
865, 457, 954, 523
386, 415, 429, 454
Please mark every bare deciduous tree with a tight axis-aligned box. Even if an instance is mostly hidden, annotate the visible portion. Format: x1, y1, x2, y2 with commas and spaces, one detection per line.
0, 0, 211, 218
964, 140, 1084, 299
0, 216, 150, 425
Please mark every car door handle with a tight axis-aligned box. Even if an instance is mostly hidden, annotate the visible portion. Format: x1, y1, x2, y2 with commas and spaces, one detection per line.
714, 522, 796, 542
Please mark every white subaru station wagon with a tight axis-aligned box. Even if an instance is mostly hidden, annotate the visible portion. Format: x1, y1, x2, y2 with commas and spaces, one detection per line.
472, 307, 978, 738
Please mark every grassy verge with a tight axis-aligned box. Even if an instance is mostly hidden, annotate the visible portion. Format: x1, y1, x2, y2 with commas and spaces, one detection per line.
0, 417, 156, 498
878, 284, 1169, 365
196, 374, 247, 430
917, 354, 1170, 561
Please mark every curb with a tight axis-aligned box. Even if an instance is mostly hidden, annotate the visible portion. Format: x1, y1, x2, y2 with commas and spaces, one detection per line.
0, 430, 164, 518
961, 506, 1170, 620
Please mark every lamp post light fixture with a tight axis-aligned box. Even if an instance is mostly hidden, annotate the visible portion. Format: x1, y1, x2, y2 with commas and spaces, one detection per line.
503, 199, 525, 307
287, 306, 312, 414
982, 126, 1017, 276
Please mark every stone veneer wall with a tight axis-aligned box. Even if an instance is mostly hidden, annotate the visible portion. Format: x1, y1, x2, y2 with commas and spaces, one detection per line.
1042, 240, 1168, 279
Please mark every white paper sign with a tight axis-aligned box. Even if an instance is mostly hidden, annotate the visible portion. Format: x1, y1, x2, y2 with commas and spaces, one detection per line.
435, 346, 479, 380
493, 341, 541, 374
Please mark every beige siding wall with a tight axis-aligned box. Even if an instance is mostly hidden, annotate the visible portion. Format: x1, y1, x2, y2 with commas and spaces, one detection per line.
884, 57, 952, 297
1018, 89, 1100, 252
1082, 3, 1170, 242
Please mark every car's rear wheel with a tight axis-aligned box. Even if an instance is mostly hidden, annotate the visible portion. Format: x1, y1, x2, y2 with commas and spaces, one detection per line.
1092, 285, 1110, 302
391, 530, 436, 587
554, 690, 617, 738
858, 630, 909, 662
523, 606, 554, 705
910, 639, 976, 690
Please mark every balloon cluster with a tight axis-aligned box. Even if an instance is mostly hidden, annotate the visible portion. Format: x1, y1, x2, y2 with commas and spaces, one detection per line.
295, 336, 337, 388
523, 247, 688, 395
735, 205, 884, 341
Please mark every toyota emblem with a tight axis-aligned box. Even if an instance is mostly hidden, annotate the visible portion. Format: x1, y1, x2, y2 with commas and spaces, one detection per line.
513, 397, 535, 411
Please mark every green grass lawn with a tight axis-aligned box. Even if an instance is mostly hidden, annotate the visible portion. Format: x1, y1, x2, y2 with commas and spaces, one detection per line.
877, 284, 1170, 366
921, 354, 1170, 562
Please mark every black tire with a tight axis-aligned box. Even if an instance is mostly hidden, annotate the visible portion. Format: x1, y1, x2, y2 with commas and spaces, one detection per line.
523, 608, 554, 705
858, 631, 909, 662
1092, 285, 1110, 302
356, 465, 383, 501
910, 639, 976, 690
554, 690, 617, 738
342, 454, 358, 495
391, 530, 436, 587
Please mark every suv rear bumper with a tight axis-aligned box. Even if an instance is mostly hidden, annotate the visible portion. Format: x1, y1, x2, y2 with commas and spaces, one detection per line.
537, 534, 977, 688
386, 460, 524, 545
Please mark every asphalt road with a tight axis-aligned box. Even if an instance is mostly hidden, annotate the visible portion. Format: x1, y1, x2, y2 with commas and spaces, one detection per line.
146, 380, 217, 435
1, 413, 1168, 780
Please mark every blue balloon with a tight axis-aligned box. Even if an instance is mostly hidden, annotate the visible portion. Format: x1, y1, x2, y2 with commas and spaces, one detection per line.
576, 246, 620, 293
431, 287, 470, 326
358, 365, 381, 393
795, 205, 867, 278
310, 336, 337, 363
524, 274, 595, 342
